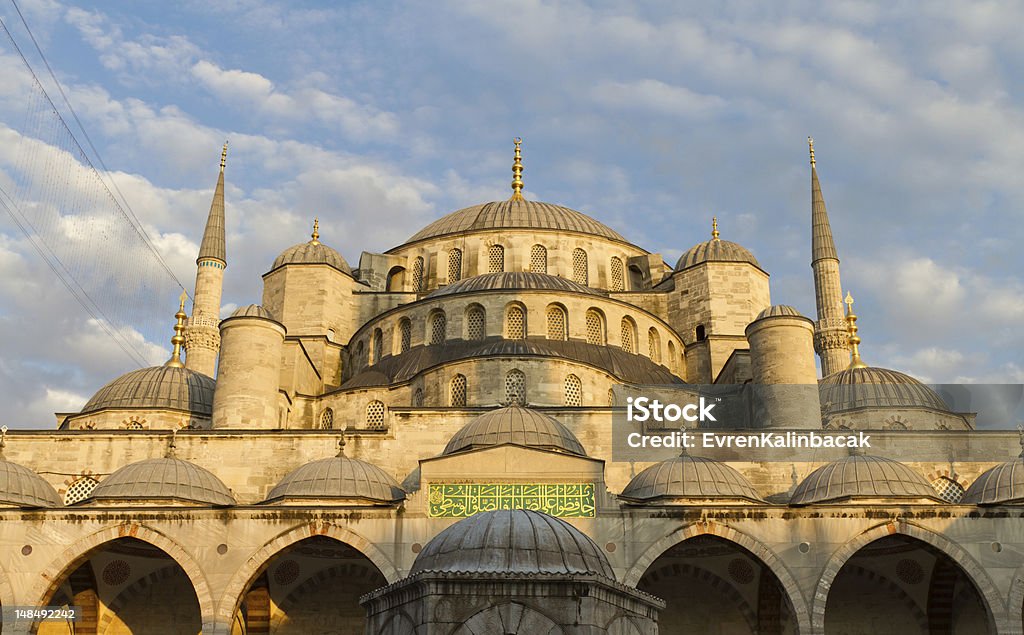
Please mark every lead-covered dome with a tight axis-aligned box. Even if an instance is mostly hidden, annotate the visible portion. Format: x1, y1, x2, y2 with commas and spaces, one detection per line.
403, 200, 628, 245
80, 366, 215, 416
620, 454, 763, 503
676, 237, 761, 271
229, 304, 276, 320
961, 457, 1024, 505
755, 305, 803, 320
410, 509, 614, 577
790, 454, 938, 505
264, 451, 405, 504
0, 459, 62, 507
271, 240, 351, 274
442, 405, 586, 456
819, 366, 949, 415
86, 457, 235, 506
428, 272, 603, 298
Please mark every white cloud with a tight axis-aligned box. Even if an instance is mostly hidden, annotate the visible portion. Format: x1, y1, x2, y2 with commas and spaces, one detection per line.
592, 79, 727, 117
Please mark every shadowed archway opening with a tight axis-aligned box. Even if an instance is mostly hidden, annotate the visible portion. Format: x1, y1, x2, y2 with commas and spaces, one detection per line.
231, 535, 386, 635
636, 535, 795, 634
38, 537, 201, 635
824, 534, 994, 635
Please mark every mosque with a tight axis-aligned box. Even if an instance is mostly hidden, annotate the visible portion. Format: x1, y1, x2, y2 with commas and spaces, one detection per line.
0, 138, 1021, 634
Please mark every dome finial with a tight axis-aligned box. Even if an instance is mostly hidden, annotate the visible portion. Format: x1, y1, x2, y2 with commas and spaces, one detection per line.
808, 136, 815, 167
844, 291, 868, 369
711, 216, 720, 240
0, 425, 7, 459
166, 427, 178, 458
165, 291, 188, 368
337, 430, 346, 457
510, 137, 525, 202
310, 217, 320, 245
220, 140, 228, 171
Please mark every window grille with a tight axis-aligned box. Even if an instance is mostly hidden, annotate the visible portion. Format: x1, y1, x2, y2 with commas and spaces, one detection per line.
585, 310, 605, 345
565, 374, 582, 406
399, 319, 411, 353
430, 312, 447, 345
319, 408, 334, 430
366, 400, 386, 429
488, 244, 505, 273
932, 477, 965, 503
412, 256, 424, 292
572, 248, 588, 285
608, 388, 616, 406
450, 374, 467, 407
648, 328, 661, 363
530, 245, 547, 273
448, 248, 463, 282
546, 306, 567, 341
126, 420, 144, 430
414, 388, 424, 407
506, 369, 526, 406
506, 305, 525, 340
64, 476, 98, 505
467, 306, 485, 340
621, 318, 635, 353
610, 257, 624, 291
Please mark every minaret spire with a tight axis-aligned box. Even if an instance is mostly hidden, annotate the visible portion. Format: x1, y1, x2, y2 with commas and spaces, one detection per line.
808, 137, 850, 376
510, 137, 524, 202
184, 142, 229, 377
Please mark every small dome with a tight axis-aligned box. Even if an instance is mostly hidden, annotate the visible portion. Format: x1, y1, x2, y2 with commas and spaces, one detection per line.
620, 454, 762, 503
81, 366, 215, 416
271, 240, 352, 274
820, 366, 949, 416
0, 459, 61, 507
676, 238, 760, 272
87, 457, 235, 506
229, 304, 276, 320
442, 406, 586, 456
428, 272, 602, 298
962, 458, 1024, 505
755, 305, 803, 320
403, 200, 628, 245
264, 454, 405, 504
410, 509, 614, 577
790, 455, 938, 505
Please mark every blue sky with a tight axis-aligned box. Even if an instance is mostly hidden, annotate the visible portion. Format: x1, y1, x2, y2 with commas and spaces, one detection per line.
1, 0, 1022, 427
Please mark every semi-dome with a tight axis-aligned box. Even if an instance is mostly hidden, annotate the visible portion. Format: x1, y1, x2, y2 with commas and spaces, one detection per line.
620, 454, 763, 503
755, 305, 803, 320
819, 366, 949, 415
790, 454, 938, 505
0, 459, 62, 507
428, 272, 603, 298
402, 200, 628, 245
229, 304, 276, 320
442, 405, 586, 457
264, 450, 405, 504
86, 457, 235, 506
410, 509, 614, 577
961, 457, 1024, 505
80, 366, 215, 416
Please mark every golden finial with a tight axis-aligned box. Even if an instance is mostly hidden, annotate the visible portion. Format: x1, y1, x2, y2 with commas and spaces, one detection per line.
220, 141, 228, 170
165, 292, 188, 368
510, 137, 525, 202
808, 136, 815, 167
711, 216, 720, 240
336, 431, 346, 457
310, 217, 320, 245
844, 291, 868, 369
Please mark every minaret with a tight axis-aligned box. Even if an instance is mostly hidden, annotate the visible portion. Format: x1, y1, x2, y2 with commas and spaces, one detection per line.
184, 142, 228, 377
808, 137, 850, 376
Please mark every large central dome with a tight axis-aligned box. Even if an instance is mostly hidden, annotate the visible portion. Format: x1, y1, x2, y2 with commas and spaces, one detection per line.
402, 200, 628, 244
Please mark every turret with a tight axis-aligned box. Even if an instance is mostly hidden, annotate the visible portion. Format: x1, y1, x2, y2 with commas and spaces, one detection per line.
212, 305, 286, 428
808, 137, 850, 377
184, 143, 228, 377
745, 305, 821, 429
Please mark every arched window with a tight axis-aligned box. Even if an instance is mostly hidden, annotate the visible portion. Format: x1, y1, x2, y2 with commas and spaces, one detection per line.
488, 244, 505, 273
413, 388, 424, 407
585, 309, 606, 345
365, 400, 386, 429
505, 305, 526, 340
429, 311, 447, 345
695, 324, 706, 342
530, 244, 547, 273
412, 256, 425, 292
450, 374, 467, 407
399, 318, 412, 353
354, 340, 365, 366
565, 374, 582, 406
466, 305, 486, 341
126, 420, 144, 430
448, 248, 463, 283
621, 317, 636, 354
608, 388, 616, 406
668, 341, 677, 371
610, 257, 625, 291
64, 476, 99, 505
648, 327, 661, 363
506, 369, 526, 406
319, 408, 334, 430
371, 328, 383, 364
572, 248, 588, 285
546, 305, 567, 341
385, 266, 405, 292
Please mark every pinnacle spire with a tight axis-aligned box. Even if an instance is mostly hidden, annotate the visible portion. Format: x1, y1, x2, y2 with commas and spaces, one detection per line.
197, 142, 228, 265
711, 216, 720, 240
510, 137, 524, 202
311, 217, 320, 245
809, 136, 838, 264
165, 291, 188, 368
